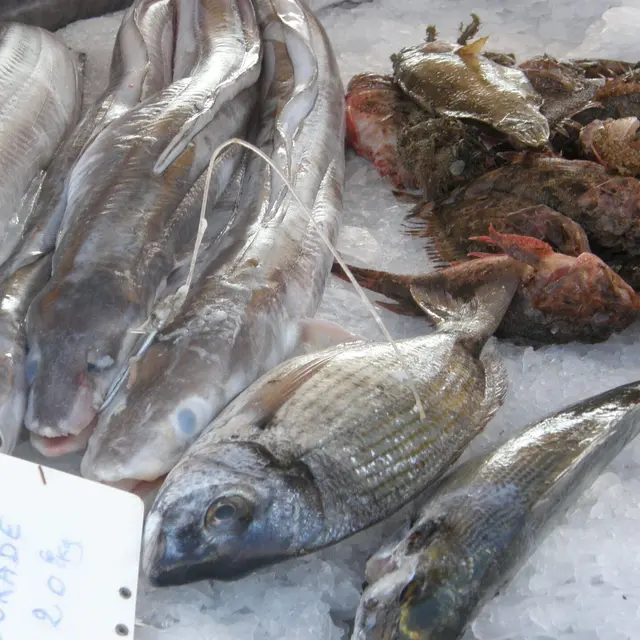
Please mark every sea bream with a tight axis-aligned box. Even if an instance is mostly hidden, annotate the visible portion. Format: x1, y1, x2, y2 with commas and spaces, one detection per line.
0, 22, 83, 267
81, 0, 346, 490
0, 255, 51, 455
141, 258, 521, 586
353, 380, 640, 640
24, 0, 262, 450
0, 0, 179, 284
0, 0, 134, 32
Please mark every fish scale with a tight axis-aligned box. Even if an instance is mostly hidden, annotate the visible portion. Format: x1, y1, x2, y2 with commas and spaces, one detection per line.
142, 257, 519, 584
354, 382, 640, 640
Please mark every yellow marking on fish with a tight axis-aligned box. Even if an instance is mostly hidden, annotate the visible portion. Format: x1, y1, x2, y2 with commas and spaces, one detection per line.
457, 36, 488, 60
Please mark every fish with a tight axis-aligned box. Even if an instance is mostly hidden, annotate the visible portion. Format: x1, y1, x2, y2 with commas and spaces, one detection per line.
0, 0, 178, 284
0, 0, 134, 32
80, 0, 346, 489
353, 379, 640, 639
414, 153, 640, 287
579, 116, 640, 177
0, 22, 83, 267
0, 255, 52, 455
392, 35, 549, 148
332, 225, 639, 346
141, 258, 520, 586
24, 0, 261, 446
345, 73, 417, 189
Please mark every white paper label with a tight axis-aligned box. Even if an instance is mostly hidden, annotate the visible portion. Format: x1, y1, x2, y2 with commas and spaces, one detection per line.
0, 453, 144, 640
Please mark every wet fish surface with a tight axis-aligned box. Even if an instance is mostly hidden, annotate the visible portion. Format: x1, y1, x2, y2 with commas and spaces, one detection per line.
81, 0, 346, 491
0, 0, 178, 283
0, 22, 83, 267
353, 380, 640, 639
0, 255, 52, 454
24, 0, 261, 446
141, 259, 520, 586
0, 0, 134, 32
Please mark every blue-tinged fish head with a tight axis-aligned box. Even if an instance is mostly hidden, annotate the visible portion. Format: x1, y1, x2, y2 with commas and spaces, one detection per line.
24, 272, 143, 440
142, 442, 325, 586
354, 515, 475, 640
355, 486, 526, 639
81, 340, 220, 490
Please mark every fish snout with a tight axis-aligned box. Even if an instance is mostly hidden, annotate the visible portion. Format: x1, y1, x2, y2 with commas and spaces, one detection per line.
24, 373, 96, 438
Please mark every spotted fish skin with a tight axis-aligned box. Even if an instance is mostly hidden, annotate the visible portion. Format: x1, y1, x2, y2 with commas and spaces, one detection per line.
353, 380, 640, 640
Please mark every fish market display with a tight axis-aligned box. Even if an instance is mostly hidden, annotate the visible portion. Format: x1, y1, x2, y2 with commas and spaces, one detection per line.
0, 0, 134, 32
333, 226, 640, 345
0, 2, 636, 639
0, 0, 178, 283
24, 0, 261, 451
0, 22, 83, 267
142, 260, 519, 585
82, 0, 347, 491
0, 256, 51, 454
353, 380, 640, 639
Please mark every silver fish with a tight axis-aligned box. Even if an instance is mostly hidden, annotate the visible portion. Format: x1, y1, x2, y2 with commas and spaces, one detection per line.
81, 0, 344, 491
0, 255, 52, 455
141, 260, 520, 586
24, 0, 261, 444
0, 0, 178, 284
0, 22, 83, 267
353, 381, 640, 640
0, 0, 134, 32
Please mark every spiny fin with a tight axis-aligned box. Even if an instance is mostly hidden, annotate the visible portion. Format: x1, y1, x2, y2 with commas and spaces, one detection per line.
403, 206, 465, 266
292, 318, 363, 356
470, 225, 554, 266
407, 256, 524, 342
457, 36, 489, 61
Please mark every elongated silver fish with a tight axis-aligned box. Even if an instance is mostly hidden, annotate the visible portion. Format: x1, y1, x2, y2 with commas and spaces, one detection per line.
24, 0, 262, 446
0, 0, 133, 32
0, 22, 83, 267
0, 0, 178, 284
0, 255, 52, 454
353, 381, 640, 640
81, 0, 344, 491
141, 259, 520, 586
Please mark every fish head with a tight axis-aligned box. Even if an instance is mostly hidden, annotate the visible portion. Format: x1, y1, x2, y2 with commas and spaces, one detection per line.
530, 251, 640, 328
0, 335, 26, 454
81, 340, 216, 488
354, 517, 476, 640
142, 442, 324, 585
24, 273, 143, 438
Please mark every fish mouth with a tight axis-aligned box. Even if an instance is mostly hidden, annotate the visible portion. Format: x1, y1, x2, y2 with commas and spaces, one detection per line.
29, 419, 96, 457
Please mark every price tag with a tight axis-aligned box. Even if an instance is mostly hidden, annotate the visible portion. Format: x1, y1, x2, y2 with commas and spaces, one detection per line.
0, 453, 144, 639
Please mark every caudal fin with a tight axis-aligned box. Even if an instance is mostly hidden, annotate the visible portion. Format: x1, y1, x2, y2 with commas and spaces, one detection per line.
407, 256, 525, 343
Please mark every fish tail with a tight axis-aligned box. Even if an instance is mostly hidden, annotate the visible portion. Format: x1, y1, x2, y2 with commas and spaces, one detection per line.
407, 256, 523, 342
330, 262, 419, 304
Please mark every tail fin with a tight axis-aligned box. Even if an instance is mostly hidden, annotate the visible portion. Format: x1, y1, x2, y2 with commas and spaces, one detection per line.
407, 256, 525, 343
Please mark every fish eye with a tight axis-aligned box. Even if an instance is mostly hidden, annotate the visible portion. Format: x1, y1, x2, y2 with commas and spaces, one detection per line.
204, 495, 254, 529
87, 354, 115, 373
25, 359, 38, 385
